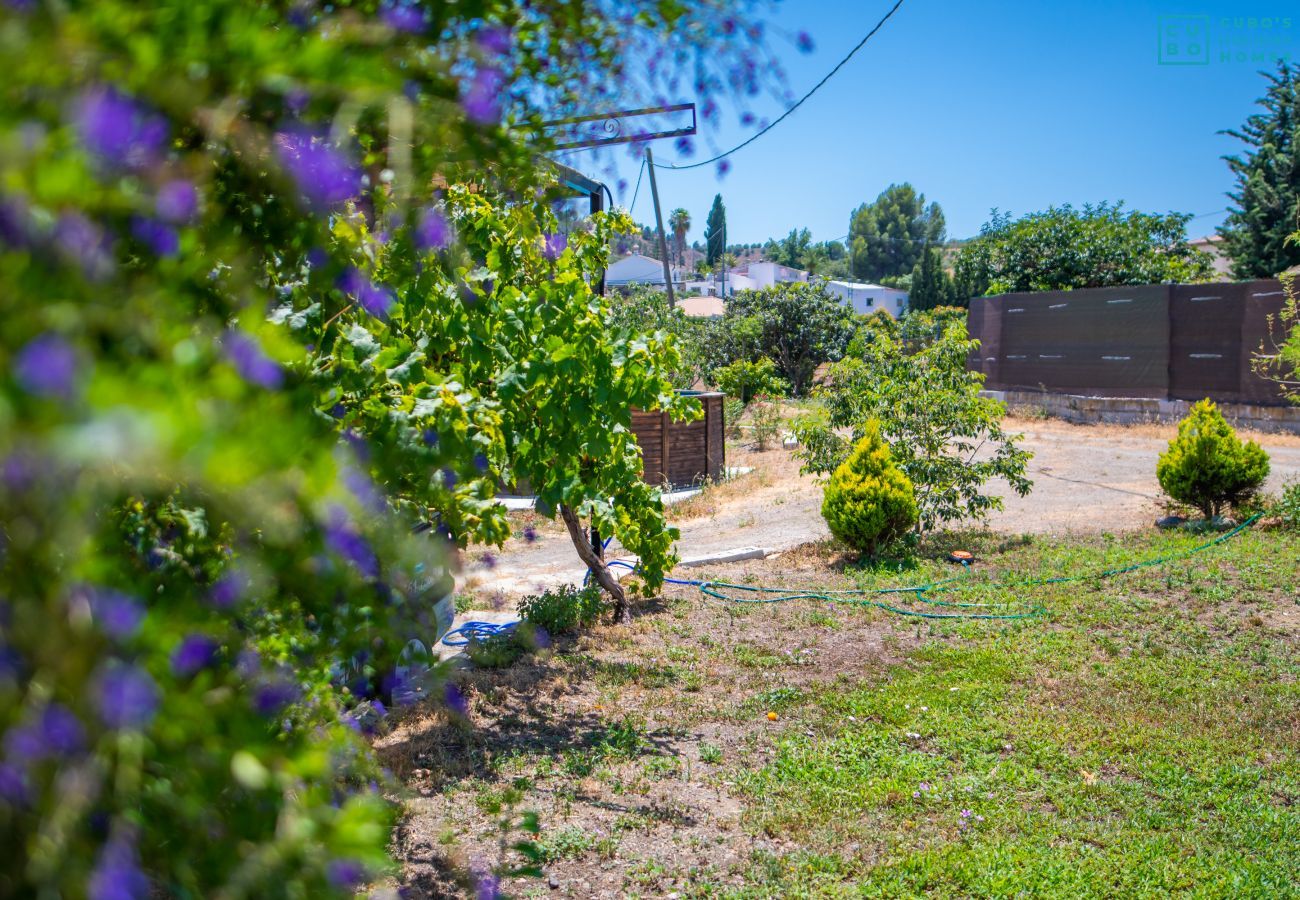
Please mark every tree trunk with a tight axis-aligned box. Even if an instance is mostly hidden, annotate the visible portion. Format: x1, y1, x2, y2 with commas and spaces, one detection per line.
560, 503, 629, 623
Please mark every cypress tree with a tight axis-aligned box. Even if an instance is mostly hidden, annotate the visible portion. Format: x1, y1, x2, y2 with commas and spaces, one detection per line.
1219, 62, 1300, 279
704, 193, 727, 267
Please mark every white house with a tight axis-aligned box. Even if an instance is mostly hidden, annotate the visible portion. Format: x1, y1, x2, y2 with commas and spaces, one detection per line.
605, 253, 686, 289
746, 261, 809, 289
821, 279, 909, 317
681, 270, 758, 298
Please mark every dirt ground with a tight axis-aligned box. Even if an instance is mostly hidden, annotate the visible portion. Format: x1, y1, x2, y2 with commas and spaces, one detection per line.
459, 415, 1300, 600
385, 542, 922, 898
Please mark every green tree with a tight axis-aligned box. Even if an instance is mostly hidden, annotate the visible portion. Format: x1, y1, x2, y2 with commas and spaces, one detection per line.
1157, 400, 1270, 518
1219, 62, 1300, 279
711, 357, 788, 404
607, 285, 707, 389
707, 283, 855, 396
765, 227, 814, 268
669, 207, 691, 267
908, 245, 956, 311
849, 183, 946, 282
821, 422, 918, 557
954, 204, 1215, 296
794, 322, 1032, 531
704, 194, 727, 267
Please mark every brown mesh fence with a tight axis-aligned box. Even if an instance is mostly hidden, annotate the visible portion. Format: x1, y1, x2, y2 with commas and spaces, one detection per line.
969, 279, 1289, 405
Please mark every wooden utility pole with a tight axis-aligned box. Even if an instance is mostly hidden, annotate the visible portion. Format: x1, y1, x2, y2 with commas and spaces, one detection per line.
644, 147, 677, 308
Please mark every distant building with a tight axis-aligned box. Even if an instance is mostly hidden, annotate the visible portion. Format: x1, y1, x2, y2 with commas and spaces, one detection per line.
821, 279, 910, 317
606, 253, 686, 289
1190, 235, 1232, 277
746, 261, 809, 289
604, 252, 911, 319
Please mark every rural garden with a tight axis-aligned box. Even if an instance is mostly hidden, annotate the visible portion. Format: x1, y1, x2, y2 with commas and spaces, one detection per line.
2, 2, 1300, 900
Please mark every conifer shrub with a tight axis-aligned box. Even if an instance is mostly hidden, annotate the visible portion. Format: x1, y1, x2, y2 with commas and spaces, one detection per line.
821, 421, 918, 556
1156, 400, 1270, 519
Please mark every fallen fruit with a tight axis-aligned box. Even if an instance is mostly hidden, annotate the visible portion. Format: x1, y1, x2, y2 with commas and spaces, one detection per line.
767, 711, 778, 721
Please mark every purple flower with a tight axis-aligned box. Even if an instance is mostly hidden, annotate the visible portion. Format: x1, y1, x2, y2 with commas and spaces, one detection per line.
54, 212, 115, 280
422, 428, 439, 448
130, 216, 179, 257
41, 704, 86, 756
919, 782, 930, 792
88, 832, 150, 900
95, 664, 159, 731
470, 858, 499, 900
416, 206, 451, 251
2, 704, 83, 763
462, 67, 505, 125
252, 677, 300, 716
14, 333, 79, 399
209, 569, 249, 609
155, 179, 199, 223
171, 634, 220, 677
960, 809, 972, 818
0, 644, 22, 682
381, 2, 426, 33
385, 668, 421, 707
478, 25, 512, 56
274, 130, 361, 210
541, 232, 567, 260
85, 588, 144, 640
343, 464, 386, 515
339, 268, 395, 320
0, 763, 29, 806
324, 512, 379, 578
796, 31, 815, 53
444, 682, 468, 717
0, 195, 31, 247
223, 330, 284, 389
326, 859, 366, 891
73, 87, 167, 171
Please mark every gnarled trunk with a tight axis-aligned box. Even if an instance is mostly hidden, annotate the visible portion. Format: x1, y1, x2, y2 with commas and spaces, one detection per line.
559, 503, 629, 623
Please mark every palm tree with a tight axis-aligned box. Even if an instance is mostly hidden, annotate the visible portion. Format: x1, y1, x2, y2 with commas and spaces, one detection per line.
669, 207, 691, 267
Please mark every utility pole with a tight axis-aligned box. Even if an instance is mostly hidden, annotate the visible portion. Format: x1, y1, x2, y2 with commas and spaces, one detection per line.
644, 147, 677, 308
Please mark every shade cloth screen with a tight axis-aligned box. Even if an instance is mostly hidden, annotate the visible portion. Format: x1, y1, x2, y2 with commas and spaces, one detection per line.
968, 280, 1288, 406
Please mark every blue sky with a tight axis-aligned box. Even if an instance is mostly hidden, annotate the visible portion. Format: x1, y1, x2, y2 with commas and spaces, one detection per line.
554, 1, 1294, 247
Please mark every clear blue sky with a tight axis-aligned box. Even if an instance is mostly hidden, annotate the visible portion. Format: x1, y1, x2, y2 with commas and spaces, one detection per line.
554, 0, 1294, 247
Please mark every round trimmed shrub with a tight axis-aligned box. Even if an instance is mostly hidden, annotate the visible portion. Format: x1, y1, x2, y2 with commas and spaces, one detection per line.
1156, 399, 1270, 519
821, 421, 918, 556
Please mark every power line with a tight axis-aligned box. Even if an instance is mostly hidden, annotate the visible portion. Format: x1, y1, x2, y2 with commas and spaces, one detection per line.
654, 0, 906, 171
628, 157, 647, 214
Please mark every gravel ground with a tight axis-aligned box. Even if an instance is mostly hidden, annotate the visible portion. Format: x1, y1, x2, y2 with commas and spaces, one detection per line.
460, 416, 1300, 600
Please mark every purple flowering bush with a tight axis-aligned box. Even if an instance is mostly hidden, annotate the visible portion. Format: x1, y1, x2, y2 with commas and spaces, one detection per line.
0, 0, 793, 896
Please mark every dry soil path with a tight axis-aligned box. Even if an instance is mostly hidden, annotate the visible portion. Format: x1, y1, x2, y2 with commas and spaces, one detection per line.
463, 418, 1300, 599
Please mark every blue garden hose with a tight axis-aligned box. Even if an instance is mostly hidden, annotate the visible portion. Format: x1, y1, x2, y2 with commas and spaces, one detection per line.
446, 515, 1260, 642
441, 620, 517, 646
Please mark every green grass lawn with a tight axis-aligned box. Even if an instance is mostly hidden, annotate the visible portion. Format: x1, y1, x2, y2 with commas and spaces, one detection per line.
729, 527, 1300, 897
400, 526, 1300, 898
